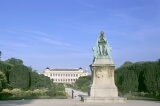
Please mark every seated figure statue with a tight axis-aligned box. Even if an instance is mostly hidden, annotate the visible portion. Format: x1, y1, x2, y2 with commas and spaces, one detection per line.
93, 31, 112, 58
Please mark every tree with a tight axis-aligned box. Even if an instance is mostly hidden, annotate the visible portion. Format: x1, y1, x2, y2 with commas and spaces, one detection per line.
0, 51, 1, 60
30, 71, 52, 89
115, 66, 138, 93
5, 58, 23, 66
9, 65, 31, 89
0, 71, 7, 92
120, 61, 133, 68
115, 59, 160, 97
144, 62, 159, 95
0, 61, 13, 83
75, 75, 91, 92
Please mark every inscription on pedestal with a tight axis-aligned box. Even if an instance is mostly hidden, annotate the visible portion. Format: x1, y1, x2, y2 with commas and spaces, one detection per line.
108, 70, 112, 77
95, 69, 103, 78
94, 67, 113, 78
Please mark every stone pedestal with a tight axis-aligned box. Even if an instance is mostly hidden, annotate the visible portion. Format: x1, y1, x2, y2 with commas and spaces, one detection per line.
81, 58, 126, 102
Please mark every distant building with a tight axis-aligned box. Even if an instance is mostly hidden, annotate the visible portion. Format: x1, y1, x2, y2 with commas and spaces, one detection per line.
43, 67, 89, 84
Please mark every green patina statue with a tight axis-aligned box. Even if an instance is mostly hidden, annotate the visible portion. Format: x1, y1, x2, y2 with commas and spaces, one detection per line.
93, 31, 112, 58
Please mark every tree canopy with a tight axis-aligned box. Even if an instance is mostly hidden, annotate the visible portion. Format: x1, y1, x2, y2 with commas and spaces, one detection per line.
0, 71, 7, 92
115, 59, 160, 97
0, 51, 2, 60
0, 57, 53, 91
5, 58, 23, 66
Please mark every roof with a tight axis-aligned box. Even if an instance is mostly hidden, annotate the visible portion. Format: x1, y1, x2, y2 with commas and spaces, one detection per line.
50, 68, 79, 71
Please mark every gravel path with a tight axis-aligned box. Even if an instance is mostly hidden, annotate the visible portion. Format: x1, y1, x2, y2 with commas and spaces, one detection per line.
65, 88, 87, 100
0, 99, 160, 106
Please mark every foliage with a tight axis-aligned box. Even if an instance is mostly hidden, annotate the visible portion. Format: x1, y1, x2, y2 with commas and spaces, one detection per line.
115, 66, 138, 93
0, 51, 1, 59
5, 58, 23, 66
56, 83, 65, 91
0, 57, 54, 91
9, 65, 31, 89
0, 87, 67, 100
30, 71, 52, 89
0, 61, 13, 83
115, 59, 160, 98
0, 71, 7, 92
75, 75, 91, 92
0, 53, 67, 99
120, 61, 133, 68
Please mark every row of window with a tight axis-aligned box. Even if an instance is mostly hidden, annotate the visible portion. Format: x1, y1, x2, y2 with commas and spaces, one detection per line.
50, 73, 78, 77
52, 79, 77, 82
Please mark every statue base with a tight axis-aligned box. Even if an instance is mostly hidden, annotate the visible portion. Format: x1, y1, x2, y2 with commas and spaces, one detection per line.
81, 96, 126, 103
81, 58, 126, 103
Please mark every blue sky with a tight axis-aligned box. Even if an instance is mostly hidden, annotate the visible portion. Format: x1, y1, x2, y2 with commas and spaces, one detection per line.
0, 0, 160, 72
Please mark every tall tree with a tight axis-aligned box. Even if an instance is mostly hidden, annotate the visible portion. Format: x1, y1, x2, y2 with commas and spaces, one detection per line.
0, 71, 7, 92
9, 65, 31, 89
0, 61, 13, 83
115, 60, 160, 97
5, 58, 23, 65
0, 51, 1, 60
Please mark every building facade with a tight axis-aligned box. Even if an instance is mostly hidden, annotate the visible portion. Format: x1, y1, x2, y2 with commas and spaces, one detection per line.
43, 67, 89, 84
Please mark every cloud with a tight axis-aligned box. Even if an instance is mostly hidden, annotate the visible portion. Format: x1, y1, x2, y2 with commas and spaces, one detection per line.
0, 29, 92, 60
76, 0, 95, 8
0, 40, 32, 48
2, 30, 18, 34
37, 37, 71, 47
13, 51, 92, 60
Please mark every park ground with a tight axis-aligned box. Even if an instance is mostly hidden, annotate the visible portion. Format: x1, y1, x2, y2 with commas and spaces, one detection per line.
0, 88, 160, 106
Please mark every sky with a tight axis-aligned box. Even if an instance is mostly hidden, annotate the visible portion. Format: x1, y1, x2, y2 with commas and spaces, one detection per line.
0, 0, 160, 73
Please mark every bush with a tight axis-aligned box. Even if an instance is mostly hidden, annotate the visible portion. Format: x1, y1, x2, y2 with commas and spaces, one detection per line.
0, 83, 67, 100
9, 65, 31, 89
0, 89, 13, 99
0, 71, 7, 92
56, 91, 66, 96
75, 75, 91, 92
32, 89, 47, 96
56, 83, 65, 91
12, 88, 22, 97
0, 91, 13, 100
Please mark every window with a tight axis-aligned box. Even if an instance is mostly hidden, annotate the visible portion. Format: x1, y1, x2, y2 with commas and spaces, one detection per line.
76, 74, 78, 77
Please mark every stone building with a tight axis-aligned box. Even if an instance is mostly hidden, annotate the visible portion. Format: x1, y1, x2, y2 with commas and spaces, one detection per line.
43, 67, 89, 84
